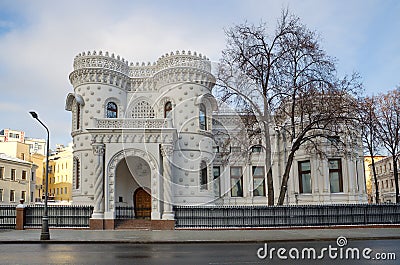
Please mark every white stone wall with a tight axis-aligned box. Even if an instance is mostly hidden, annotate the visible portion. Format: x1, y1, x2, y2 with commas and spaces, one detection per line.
66, 49, 367, 215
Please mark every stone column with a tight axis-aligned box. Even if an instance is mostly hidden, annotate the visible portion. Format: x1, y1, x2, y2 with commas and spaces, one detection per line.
161, 144, 174, 220
92, 143, 105, 219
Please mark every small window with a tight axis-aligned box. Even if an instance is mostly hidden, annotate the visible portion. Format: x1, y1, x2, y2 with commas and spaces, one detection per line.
164, 101, 172, 118
329, 159, 343, 193
298, 161, 312, 193
200, 161, 208, 190
0, 189, 3, 201
106, 102, 118, 118
213, 166, 221, 197
328, 136, 340, 144
251, 145, 262, 153
10, 190, 15, 202
199, 103, 207, 130
21, 191, 26, 202
230, 166, 243, 197
0, 167, 4, 179
22, 170, 27, 180
252, 166, 265, 196
11, 169, 16, 181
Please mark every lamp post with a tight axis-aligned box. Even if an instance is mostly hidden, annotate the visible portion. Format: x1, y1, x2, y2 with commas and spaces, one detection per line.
29, 111, 50, 240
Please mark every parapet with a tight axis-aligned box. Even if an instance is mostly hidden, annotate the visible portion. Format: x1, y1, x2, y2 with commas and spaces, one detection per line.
70, 49, 214, 89
73, 50, 130, 75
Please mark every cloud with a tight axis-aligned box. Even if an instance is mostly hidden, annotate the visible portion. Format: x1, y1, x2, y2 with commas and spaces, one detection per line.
0, 0, 398, 146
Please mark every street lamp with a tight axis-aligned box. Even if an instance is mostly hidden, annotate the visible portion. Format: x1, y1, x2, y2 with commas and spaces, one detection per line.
29, 111, 50, 240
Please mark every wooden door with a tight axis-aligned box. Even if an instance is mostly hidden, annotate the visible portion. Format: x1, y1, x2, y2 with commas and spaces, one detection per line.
134, 188, 151, 219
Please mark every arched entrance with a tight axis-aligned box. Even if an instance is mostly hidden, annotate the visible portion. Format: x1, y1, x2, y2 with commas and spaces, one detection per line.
134, 188, 151, 219
114, 155, 152, 219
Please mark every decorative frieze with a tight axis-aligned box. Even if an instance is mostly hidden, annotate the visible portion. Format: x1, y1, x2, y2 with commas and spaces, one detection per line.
95, 118, 169, 129
70, 50, 215, 92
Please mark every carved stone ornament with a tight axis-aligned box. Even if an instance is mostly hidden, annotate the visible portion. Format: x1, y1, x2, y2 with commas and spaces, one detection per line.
92, 143, 105, 155
161, 144, 174, 157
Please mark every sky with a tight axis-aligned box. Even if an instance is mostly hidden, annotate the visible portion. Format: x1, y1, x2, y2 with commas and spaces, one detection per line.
0, 0, 399, 147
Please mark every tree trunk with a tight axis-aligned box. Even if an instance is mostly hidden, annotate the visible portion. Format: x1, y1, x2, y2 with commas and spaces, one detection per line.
277, 147, 297, 205
263, 121, 274, 205
392, 156, 399, 204
370, 157, 380, 203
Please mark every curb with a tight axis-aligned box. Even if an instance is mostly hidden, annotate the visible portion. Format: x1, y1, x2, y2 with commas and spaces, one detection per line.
1, 236, 400, 244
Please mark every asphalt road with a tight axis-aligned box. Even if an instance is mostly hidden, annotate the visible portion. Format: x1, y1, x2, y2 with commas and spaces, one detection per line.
1, 240, 398, 265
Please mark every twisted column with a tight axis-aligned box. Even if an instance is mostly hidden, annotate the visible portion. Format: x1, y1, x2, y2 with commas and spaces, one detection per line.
92, 143, 105, 218
161, 144, 174, 220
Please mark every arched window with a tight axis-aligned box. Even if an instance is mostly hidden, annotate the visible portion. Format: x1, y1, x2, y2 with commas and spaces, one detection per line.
74, 158, 80, 190
199, 103, 207, 130
164, 101, 172, 118
131, 100, 155, 118
106, 102, 118, 118
76, 104, 81, 130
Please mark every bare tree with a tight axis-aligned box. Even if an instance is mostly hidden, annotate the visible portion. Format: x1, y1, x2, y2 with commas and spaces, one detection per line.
358, 96, 381, 203
375, 88, 400, 203
217, 9, 362, 205
216, 11, 300, 205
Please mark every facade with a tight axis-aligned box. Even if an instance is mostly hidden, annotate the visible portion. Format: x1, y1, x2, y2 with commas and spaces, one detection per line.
0, 129, 25, 143
364, 156, 386, 203
25, 138, 47, 156
0, 131, 48, 202
65, 50, 367, 224
0, 153, 36, 204
0, 141, 30, 161
47, 144, 73, 202
30, 153, 45, 202
371, 156, 400, 203
213, 111, 368, 206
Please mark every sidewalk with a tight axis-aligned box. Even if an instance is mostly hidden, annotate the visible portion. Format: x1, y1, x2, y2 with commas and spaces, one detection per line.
0, 226, 399, 244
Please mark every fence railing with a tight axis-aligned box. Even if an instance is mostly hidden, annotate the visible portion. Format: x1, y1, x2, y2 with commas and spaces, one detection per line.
25, 205, 93, 228
174, 204, 400, 228
115, 206, 135, 219
0, 205, 16, 229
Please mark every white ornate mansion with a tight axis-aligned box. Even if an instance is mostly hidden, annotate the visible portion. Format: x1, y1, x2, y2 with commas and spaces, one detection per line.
65, 50, 367, 227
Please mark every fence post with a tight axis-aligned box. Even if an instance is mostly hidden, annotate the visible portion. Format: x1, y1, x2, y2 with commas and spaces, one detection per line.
16, 199, 26, 230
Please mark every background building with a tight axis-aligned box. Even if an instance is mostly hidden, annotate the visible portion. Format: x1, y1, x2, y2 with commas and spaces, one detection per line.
25, 138, 47, 156
364, 156, 386, 203
47, 144, 73, 202
0, 153, 36, 204
0, 129, 48, 203
0, 129, 25, 143
371, 156, 399, 203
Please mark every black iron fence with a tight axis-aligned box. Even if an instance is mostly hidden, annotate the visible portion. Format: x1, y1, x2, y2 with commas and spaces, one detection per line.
0, 205, 16, 229
25, 205, 93, 228
174, 204, 400, 228
115, 206, 135, 219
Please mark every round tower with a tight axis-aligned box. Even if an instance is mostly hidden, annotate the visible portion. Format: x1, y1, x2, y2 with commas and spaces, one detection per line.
153, 50, 217, 204
66, 50, 129, 204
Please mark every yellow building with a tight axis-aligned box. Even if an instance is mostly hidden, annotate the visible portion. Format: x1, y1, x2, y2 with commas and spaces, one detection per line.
30, 153, 45, 202
364, 156, 386, 203
47, 144, 73, 202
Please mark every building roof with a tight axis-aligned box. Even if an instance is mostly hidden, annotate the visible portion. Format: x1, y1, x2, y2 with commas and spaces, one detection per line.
0, 153, 32, 166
